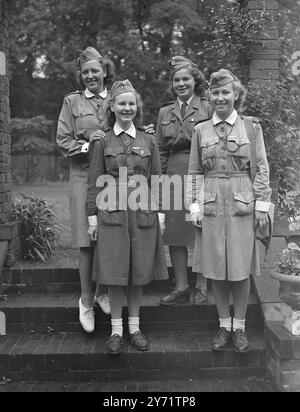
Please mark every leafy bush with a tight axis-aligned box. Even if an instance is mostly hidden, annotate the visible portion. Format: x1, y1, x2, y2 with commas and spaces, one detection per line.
275, 243, 300, 276
12, 194, 61, 261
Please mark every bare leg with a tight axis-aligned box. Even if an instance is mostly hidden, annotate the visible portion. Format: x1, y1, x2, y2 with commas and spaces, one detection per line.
107, 286, 125, 319
127, 285, 143, 317
169, 246, 189, 290
79, 247, 94, 308
195, 273, 207, 290
231, 278, 251, 320
211, 280, 231, 319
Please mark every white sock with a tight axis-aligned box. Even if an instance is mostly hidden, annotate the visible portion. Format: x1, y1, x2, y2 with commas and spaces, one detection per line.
128, 317, 140, 335
233, 318, 246, 332
219, 317, 232, 332
111, 318, 123, 337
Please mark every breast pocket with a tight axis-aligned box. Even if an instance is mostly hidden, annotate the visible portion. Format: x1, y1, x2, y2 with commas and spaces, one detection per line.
204, 192, 217, 217
74, 108, 97, 131
232, 192, 255, 216
227, 136, 250, 158
131, 147, 151, 172
104, 146, 125, 171
161, 118, 177, 138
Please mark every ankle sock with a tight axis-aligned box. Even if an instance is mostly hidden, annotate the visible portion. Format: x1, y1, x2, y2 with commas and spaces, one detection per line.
219, 317, 232, 332
111, 318, 123, 337
233, 318, 246, 332
128, 317, 140, 335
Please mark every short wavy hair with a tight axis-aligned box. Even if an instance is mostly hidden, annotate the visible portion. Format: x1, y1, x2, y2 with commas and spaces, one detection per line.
231, 80, 247, 112
170, 65, 208, 98
106, 91, 143, 128
78, 56, 115, 89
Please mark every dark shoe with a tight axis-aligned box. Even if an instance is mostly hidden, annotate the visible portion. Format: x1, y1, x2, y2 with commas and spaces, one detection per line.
106, 334, 123, 355
193, 288, 208, 305
232, 329, 250, 353
130, 330, 148, 351
212, 328, 232, 351
160, 287, 190, 306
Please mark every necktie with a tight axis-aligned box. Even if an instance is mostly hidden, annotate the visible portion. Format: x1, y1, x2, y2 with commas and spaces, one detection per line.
180, 102, 187, 119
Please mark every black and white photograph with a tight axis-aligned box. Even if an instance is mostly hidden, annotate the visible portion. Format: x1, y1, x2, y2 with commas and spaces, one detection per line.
0, 0, 300, 395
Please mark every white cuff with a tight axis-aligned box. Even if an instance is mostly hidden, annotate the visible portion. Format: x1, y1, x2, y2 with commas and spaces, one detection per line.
190, 203, 201, 214
255, 201, 270, 212
158, 213, 165, 223
81, 142, 90, 153
88, 215, 98, 225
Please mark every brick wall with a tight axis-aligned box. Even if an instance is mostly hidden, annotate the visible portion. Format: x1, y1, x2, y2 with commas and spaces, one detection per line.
0, 0, 10, 225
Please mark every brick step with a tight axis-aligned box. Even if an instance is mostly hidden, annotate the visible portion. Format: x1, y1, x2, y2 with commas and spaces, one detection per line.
0, 376, 276, 392
0, 329, 266, 383
0, 291, 262, 333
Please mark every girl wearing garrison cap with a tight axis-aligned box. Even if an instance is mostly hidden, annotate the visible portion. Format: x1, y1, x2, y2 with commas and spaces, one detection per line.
187, 69, 271, 353
156, 56, 212, 307
57, 47, 114, 333
87, 80, 168, 355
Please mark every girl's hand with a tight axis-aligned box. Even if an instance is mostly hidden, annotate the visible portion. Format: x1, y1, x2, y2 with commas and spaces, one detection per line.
159, 220, 166, 236
191, 212, 202, 228
88, 225, 98, 241
254, 211, 268, 231
89, 130, 105, 143
142, 124, 155, 135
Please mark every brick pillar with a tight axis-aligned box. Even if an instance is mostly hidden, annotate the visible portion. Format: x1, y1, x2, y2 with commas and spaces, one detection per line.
0, 0, 10, 225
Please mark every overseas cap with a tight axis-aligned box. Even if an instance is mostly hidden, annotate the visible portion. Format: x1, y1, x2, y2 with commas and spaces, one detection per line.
111, 79, 135, 99
78, 47, 103, 68
209, 68, 238, 89
168, 56, 198, 77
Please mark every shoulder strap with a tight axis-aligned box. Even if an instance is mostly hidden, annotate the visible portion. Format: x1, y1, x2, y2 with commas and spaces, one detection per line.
242, 116, 257, 182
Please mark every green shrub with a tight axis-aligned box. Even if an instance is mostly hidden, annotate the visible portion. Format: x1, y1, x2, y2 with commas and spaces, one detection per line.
12, 194, 61, 261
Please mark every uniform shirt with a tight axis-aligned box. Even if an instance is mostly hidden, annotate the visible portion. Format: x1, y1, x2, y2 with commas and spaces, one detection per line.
187, 110, 271, 214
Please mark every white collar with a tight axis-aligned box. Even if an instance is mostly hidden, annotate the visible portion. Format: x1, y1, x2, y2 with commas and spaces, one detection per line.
114, 122, 136, 139
213, 109, 238, 126
177, 94, 194, 108
84, 88, 108, 99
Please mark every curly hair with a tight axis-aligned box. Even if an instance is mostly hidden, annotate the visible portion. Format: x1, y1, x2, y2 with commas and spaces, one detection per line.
232, 80, 247, 112
106, 91, 144, 128
78, 56, 116, 90
170, 65, 208, 98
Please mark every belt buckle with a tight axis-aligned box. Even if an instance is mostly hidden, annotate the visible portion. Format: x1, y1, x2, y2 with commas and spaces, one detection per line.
224, 170, 230, 177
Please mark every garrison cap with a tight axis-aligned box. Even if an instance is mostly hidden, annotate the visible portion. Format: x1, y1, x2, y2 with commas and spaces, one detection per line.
168, 56, 198, 77
78, 47, 103, 68
209, 68, 238, 89
111, 79, 135, 99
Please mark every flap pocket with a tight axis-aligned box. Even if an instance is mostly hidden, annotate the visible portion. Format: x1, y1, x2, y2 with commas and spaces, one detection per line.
233, 192, 255, 204
200, 136, 219, 148
104, 146, 124, 157
131, 147, 151, 157
161, 118, 175, 125
204, 192, 217, 204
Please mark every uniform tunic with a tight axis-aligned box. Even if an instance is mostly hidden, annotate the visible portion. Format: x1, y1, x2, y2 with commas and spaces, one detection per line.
56, 89, 109, 248
86, 127, 168, 286
156, 95, 212, 246
187, 112, 271, 281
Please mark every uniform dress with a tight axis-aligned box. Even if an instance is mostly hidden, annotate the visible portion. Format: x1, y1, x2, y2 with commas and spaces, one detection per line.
156, 94, 212, 246
57, 88, 110, 248
86, 125, 168, 286
187, 110, 271, 281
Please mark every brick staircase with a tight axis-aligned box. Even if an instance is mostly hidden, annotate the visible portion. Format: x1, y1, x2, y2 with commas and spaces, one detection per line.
0, 264, 267, 384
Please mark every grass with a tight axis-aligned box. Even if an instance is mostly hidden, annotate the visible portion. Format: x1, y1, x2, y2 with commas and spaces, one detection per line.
13, 182, 72, 250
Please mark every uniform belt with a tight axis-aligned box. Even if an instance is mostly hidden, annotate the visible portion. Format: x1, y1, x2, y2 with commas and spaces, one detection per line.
205, 171, 249, 178
117, 177, 149, 187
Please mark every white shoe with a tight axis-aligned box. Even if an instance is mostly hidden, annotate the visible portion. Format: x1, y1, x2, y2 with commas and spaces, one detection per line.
95, 294, 111, 315
79, 298, 95, 333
